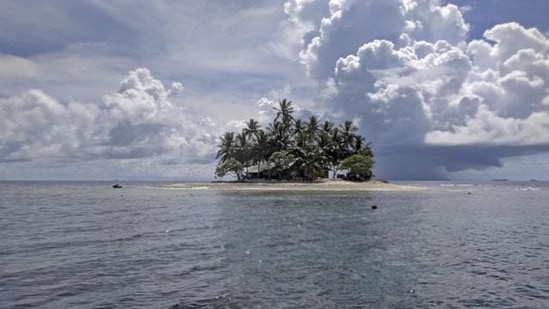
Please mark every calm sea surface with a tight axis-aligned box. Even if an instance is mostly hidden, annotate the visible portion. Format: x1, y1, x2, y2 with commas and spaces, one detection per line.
1, 181, 548, 308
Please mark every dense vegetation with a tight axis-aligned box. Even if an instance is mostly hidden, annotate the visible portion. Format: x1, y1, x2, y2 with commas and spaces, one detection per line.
215, 99, 375, 182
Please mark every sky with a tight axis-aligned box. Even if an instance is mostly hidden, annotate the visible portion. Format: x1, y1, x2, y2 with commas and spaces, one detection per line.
1, 0, 548, 181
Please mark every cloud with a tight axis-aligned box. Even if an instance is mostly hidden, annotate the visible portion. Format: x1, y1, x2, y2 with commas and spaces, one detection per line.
0, 68, 220, 179
283, 0, 549, 179
0, 0, 314, 180
98, 68, 217, 163
2, 0, 548, 180
0, 0, 312, 124
0, 55, 37, 77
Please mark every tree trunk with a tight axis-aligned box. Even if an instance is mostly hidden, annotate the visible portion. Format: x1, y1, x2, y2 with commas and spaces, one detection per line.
258, 161, 261, 179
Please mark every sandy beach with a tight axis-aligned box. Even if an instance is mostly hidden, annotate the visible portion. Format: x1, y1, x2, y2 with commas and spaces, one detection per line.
163, 179, 424, 192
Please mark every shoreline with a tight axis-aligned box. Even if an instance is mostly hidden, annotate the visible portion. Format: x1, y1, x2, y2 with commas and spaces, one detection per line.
162, 179, 425, 192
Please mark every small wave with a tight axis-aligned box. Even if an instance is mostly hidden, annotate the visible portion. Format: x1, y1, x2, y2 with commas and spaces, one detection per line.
518, 187, 540, 191
114, 233, 145, 242
168, 294, 231, 309
439, 184, 474, 187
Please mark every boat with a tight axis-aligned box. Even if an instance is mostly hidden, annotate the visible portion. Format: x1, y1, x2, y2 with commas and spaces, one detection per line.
112, 184, 122, 189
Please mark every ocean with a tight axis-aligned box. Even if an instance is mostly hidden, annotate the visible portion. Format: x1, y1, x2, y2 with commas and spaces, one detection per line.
1, 181, 548, 308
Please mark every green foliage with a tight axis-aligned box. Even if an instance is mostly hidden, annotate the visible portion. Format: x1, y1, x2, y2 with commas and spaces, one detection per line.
339, 153, 375, 181
292, 144, 328, 181
215, 158, 244, 181
270, 151, 295, 171
214, 98, 375, 181
216, 131, 236, 163
268, 150, 295, 180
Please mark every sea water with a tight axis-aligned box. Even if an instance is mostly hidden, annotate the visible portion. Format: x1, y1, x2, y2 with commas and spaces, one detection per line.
1, 181, 548, 308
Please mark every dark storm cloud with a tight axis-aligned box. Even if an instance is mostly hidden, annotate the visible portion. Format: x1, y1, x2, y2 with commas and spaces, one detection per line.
375, 143, 549, 179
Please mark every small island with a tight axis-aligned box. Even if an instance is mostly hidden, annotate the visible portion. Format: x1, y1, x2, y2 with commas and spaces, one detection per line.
214, 99, 375, 183
167, 179, 423, 192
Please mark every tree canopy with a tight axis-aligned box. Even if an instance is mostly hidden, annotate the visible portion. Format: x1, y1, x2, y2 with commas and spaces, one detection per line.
214, 99, 375, 182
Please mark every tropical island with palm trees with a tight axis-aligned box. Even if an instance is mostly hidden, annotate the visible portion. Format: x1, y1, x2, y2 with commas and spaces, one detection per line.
214, 99, 375, 183
152, 99, 423, 192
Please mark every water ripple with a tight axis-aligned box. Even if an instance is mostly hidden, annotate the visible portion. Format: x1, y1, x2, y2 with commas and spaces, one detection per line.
1, 181, 548, 308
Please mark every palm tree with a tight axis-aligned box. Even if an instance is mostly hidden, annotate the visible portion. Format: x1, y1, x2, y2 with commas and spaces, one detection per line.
293, 119, 304, 136
318, 120, 340, 178
216, 131, 236, 163
321, 120, 334, 135
293, 119, 307, 149
292, 143, 328, 181
329, 127, 344, 178
251, 129, 270, 178
235, 132, 251, 168
214, 99, 375, 182
274, 99, 294, 127
305, 114, 321, 143
352, 134, 373, 156
340, 120, 359, 156
243, 118, 260, 142
268, 121, 291, 152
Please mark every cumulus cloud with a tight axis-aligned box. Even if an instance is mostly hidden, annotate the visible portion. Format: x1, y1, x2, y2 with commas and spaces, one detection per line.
283, 0, 549, 179
0, 68, 220, 179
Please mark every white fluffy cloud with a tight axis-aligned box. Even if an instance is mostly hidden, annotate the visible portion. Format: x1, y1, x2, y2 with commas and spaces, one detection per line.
283, 0, 549, 178
0, 68, 219, 179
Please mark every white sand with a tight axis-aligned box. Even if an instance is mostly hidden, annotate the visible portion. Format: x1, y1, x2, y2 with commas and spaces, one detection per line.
164, 179, 424, 192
